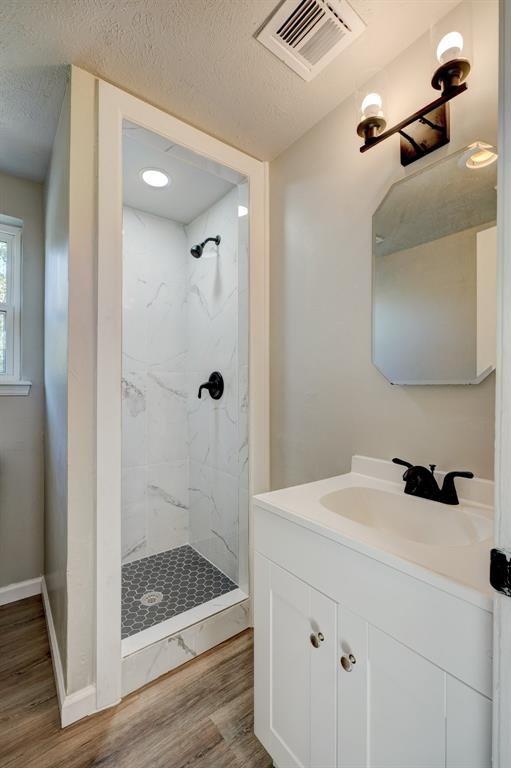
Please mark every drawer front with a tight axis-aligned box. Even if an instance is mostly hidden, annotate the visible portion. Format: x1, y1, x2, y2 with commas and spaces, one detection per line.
254, 504, 492, 697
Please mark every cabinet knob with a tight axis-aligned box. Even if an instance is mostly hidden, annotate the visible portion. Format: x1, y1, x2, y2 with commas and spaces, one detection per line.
310, 632, 324, 648
340, 653, 356, 671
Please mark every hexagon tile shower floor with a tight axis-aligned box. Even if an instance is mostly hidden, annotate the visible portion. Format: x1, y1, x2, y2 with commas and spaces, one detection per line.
121, 545, 237, 638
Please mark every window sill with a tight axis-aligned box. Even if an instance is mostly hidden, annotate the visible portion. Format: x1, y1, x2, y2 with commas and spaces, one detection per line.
0, 380, 32, 396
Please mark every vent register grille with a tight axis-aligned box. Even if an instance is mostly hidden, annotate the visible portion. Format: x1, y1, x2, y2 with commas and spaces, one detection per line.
257, 0, 365, 81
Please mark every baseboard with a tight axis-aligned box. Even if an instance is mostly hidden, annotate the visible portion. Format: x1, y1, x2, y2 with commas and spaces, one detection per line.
41, 576, 97, 727
60, 684, 97, 727
0, 576, 41, 606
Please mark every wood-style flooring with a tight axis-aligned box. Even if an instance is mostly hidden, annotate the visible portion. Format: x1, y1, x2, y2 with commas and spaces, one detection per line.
0, 595, 272, 768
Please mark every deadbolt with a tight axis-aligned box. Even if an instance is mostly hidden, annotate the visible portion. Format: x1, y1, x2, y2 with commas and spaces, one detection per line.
310, 631, 325, 648
340, 653, 357, 671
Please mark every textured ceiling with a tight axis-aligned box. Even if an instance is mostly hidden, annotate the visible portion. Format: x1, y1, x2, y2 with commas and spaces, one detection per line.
0, 0, 459, 181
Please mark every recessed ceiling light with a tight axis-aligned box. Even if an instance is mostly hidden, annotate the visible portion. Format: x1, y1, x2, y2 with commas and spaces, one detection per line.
140, 168, 170, 188
463, 142, 498, 170
238, 205, 248, 218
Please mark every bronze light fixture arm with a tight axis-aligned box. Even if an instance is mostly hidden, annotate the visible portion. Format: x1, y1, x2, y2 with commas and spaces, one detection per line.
360, 83, 467, 153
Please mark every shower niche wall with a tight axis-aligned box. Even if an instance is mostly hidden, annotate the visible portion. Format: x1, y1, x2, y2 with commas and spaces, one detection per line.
121, 121, 249, 654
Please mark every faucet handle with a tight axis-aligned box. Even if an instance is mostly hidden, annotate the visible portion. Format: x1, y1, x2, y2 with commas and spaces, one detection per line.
197, 371, 224, 400
392, 457, 413, 469
440, 470, 474, 505
429, 464, 437, 474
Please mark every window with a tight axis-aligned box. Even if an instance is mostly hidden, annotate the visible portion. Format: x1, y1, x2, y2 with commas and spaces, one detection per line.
0, 222, 29, 394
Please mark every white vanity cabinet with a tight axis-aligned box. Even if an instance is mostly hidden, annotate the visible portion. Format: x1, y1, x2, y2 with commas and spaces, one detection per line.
254, 555, 338, 768
337, 607, 491, 768
253, 500, 493, 768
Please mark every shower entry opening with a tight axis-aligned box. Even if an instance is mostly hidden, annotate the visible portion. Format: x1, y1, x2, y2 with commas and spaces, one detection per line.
120, 119, 250, 654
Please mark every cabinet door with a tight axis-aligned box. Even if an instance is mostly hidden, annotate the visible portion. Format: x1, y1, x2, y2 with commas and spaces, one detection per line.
254, 553, 337, 768
446, 676, 491, 768
339, 608, 446, 768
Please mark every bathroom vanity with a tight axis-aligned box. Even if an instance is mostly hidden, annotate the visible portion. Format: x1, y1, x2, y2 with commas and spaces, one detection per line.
253, 456, 494, 768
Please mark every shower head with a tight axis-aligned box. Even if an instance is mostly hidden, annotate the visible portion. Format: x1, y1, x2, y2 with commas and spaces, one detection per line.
190, 235, 221, 258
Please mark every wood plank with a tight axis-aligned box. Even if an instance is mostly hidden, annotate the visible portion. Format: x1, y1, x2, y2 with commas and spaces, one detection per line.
0, 596, 272, 768
211, 687, 274, 767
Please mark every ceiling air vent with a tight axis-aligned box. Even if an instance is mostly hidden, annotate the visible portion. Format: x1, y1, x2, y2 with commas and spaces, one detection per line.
257, 0, 366, 81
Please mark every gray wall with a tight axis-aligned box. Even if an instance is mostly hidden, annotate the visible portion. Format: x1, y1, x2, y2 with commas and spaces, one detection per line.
270, 0, 498, 489
0, 172, 44, 588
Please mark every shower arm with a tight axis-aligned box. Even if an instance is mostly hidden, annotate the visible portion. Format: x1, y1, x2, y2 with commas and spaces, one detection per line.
202, 236, 220, 248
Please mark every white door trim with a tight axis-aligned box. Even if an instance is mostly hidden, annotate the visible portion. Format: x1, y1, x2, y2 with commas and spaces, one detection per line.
96, 81, 270, 709
492, 2, 511, 765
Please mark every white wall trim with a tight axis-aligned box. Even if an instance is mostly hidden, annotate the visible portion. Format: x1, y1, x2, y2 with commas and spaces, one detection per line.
41, 577, 97, 727
96, 80, 269, 710
0, 576, 41, 605
492, 2, 511, 766
60, 685, 97, 728
0, 380, 32, 395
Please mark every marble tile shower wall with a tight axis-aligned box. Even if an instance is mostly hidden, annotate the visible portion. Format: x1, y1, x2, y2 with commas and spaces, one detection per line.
185, 186, 248, 586
122, 207, 189, 564
122, 188, 248, 589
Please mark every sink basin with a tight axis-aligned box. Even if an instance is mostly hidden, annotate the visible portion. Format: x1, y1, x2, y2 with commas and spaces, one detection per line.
320, 486, 492, 546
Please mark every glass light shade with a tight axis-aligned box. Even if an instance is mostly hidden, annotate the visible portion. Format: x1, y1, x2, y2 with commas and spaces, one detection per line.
436, 31, 464, 64
361, 92, 383, 119
464, 142, 498, 170
238, 205, 248, 217
140, 168, 170, 188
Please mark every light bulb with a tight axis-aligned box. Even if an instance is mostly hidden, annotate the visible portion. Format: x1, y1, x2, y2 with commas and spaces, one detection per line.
238, 205, 248, 217
436, 31, 463, 65
361, 92, 383, 119
140, 168, 170, 188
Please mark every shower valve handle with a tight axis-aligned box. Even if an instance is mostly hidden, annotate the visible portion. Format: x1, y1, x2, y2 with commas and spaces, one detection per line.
198, 371, 224, 400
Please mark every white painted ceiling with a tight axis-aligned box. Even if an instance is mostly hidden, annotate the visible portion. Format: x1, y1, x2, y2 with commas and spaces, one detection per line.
123, 121, 242, 223
0, 0, 459, 181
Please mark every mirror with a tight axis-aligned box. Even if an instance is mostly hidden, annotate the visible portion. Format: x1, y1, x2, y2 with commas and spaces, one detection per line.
372, 143, 497, 385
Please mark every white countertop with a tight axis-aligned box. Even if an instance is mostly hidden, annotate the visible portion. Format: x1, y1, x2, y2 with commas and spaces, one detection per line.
253, 456, 494, 611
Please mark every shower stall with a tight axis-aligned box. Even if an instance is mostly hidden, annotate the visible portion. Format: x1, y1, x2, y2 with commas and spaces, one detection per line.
120, 122, 250, 656
96, 80, 267, 706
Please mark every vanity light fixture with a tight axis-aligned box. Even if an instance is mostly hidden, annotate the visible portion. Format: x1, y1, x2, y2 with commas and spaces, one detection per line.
357, 31, 470, 166
140, 168, 170, 188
